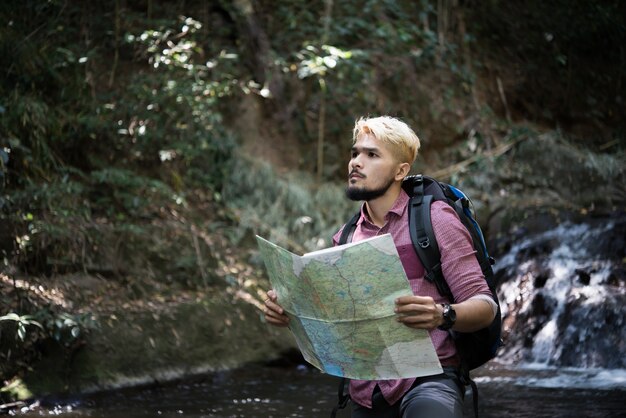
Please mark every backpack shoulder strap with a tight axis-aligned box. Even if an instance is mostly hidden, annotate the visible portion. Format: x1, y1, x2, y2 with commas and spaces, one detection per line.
406, 175, 454, 301
338, 212, 360, 245
330, 377, 350, 418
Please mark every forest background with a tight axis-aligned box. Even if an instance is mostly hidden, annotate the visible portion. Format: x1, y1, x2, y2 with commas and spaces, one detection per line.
1, 0, 625, 402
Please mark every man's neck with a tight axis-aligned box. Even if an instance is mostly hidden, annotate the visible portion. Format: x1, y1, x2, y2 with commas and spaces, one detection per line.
364, 184, 402, 227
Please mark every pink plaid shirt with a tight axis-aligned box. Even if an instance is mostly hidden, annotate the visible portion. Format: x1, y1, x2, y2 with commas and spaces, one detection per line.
332, 189, 490, 409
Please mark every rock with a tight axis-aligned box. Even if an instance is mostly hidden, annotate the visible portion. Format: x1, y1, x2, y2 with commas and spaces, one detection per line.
21, 294, 296, 397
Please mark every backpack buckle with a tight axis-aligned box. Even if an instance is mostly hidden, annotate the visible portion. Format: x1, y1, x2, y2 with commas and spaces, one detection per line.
418, 237, 430, 248
410, 175, 425, 205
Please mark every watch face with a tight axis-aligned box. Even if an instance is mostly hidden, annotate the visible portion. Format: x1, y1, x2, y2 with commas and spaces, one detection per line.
438, 304, 456, 331
446, 305, 457, 322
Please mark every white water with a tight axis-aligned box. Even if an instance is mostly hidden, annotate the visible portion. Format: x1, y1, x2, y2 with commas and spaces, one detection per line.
494, 220, 624, 368
475, 363, 626, 390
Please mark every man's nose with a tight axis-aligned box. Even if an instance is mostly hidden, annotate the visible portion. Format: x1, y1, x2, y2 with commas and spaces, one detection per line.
350, 154, 363, 169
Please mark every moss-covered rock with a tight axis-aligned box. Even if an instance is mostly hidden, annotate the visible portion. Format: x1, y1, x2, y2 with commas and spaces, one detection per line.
21, 294, 296, 397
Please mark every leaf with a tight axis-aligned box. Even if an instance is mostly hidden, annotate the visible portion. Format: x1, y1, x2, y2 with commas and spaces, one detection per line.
0, 313, 21, 322
0, 148, 9, 165
17, 324, 26, 341
71, 327, 80, 338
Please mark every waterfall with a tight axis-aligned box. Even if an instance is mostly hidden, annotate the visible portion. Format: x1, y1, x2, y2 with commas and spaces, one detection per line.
492, 216, 626, 370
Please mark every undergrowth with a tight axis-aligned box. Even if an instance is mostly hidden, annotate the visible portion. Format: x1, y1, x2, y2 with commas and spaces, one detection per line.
222, 155, 359, 253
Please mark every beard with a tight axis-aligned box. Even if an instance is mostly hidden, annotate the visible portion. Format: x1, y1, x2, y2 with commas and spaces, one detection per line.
345, 175, 395, 201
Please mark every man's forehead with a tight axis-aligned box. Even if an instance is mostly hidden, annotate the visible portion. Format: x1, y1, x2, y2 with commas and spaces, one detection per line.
353, 134, 388, 152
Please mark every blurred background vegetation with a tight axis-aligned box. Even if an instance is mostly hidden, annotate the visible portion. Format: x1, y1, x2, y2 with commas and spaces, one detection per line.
1, 0, 624, 395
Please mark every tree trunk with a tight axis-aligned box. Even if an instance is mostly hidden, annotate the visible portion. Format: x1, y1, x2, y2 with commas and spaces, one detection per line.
231, 0, 283, 98
227, 0, 300, 167
316, 0, 334, 185
108, 0, 120, 88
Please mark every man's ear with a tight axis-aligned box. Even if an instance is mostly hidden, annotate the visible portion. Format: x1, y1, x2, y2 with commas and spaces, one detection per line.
395, 162, 411, 181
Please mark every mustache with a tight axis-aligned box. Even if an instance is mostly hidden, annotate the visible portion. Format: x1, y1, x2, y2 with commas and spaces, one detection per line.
349, 169, 365, 178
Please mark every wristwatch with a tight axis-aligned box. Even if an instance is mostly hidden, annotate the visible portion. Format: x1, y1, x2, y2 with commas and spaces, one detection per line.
437, 303, 456, 331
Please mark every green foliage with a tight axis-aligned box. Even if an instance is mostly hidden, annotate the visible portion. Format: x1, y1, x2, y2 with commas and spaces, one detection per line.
36, 311, 98, 347
0, 313, 43, 342
116, 15, 238, 190
1, 4, 241, 190
296, 45, 357, 79
1, 0, 621, 278
251, 0, 482, 178
0, 310, 94, 348
0, 308, 97, 382
1, 5, 242, 278
222, 156, 358, 252
0, 311, 46, 382
89, 168, 176, 218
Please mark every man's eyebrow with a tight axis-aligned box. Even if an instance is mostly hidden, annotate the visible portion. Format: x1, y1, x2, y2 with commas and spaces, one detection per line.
351, 146, 380, 153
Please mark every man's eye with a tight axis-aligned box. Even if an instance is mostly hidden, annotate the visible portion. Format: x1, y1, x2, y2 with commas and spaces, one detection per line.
351, 152, 358, 158
368, 152, 377, 158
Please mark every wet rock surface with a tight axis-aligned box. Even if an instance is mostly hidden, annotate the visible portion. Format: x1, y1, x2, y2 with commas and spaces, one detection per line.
493, 213, 626, 369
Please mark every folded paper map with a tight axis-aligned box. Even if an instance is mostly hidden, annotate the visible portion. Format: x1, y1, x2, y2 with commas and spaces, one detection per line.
256, 233, 442, 380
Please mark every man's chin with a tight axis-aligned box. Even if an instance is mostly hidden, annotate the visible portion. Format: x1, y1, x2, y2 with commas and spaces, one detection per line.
346, 186, 384, 201
345, 176, 395, 201
345, 186, 362, 201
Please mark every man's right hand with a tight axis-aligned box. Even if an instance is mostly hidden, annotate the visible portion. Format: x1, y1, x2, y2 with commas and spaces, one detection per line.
264, 289, 290, 327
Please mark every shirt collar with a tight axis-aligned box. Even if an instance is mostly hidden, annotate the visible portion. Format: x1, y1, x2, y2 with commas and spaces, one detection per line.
358, 189, 409, 226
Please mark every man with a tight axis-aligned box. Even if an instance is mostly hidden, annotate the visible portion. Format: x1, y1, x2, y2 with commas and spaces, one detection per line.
264, 115, 497, 418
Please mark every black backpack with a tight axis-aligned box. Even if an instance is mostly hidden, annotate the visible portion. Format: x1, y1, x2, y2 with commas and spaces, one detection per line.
331, 174, 502, 418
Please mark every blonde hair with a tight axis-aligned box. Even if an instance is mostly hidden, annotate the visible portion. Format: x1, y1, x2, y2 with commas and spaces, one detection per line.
352, 116, 420, 164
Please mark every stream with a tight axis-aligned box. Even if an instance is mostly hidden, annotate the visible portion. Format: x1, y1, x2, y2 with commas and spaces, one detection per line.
9, 363, 626, 417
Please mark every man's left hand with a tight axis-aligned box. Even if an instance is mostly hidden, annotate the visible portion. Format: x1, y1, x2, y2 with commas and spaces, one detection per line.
394, 295, 443, 330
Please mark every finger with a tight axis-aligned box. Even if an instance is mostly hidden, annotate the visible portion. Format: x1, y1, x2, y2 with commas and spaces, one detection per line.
397, 313, 429, 324
265, 299, 284, 315
397, 314, 437, 330
396, 304, 441, 326
265, 307, 285, 322
263, 290, 281, 310
395, 295, 433, 305
265, 316, 289, 327
395, 302, 432, 315
264, 306, 280, 320
264, 307, 289, 326
263, 289, 289, 327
